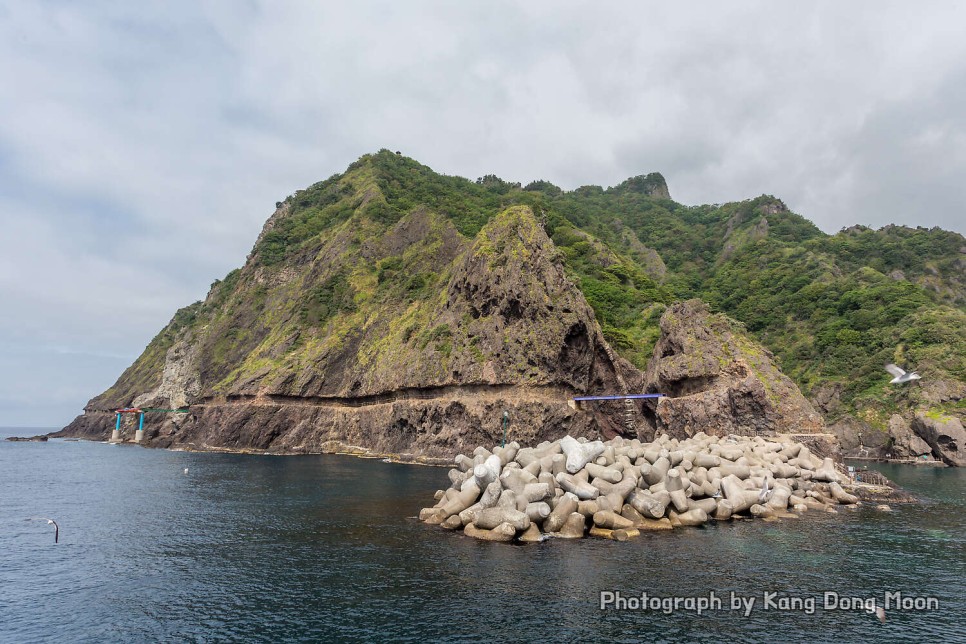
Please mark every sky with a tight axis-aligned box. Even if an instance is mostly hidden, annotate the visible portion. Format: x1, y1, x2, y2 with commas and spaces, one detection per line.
1, 1, 964, 426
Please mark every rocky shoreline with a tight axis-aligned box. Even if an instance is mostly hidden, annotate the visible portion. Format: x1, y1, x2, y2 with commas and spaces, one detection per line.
420, 432, 910, 542
36, 433, 455, 466
5, 434, 49, 442
167, 439, 455, 466
830, 411, 966, 467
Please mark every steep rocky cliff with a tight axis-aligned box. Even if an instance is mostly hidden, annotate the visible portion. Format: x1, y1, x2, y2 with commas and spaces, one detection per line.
59, 150, 964, 459
824, 363, 966, 465
833, 409, 966, 466
643, 300, 825, 438
61, 197, 642, 456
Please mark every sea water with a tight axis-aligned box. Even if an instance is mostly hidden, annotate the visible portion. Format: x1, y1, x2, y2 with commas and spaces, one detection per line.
1, 428, 963, 642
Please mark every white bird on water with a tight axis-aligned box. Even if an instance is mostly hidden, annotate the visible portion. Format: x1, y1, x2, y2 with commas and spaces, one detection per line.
885, 364, 921, 384
27, 517, 59, 543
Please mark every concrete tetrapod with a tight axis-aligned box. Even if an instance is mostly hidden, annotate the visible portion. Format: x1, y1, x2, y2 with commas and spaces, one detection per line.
585, 463, 623, 484
518, 523, 545, 543
560, 436, 605, 474
592, 511, 635, 530
525, 502, 552, 522
589, 527, 640, 541
420, 432, 870, 542
557, 512, 588, 539
465, 522, 516, 542
474, 507, 530, 531
556, 473, 599, 500
544, 492, 579, 532
626, 489, 667, 519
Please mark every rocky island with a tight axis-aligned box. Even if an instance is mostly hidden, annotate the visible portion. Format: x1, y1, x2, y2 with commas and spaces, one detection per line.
56, 151, 965, 470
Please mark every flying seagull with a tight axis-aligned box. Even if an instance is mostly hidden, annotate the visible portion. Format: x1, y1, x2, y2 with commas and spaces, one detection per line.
885, 364, 921, 384
27, 517, 59, 543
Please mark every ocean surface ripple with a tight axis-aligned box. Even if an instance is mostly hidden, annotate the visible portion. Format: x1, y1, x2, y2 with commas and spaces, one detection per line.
1, 429, 963, 643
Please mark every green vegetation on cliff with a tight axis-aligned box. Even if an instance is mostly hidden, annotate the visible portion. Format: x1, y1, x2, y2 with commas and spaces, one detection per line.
96, 150, 965, 427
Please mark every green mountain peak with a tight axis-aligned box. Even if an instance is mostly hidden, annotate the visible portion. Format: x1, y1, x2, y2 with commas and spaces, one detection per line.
65, 151, 965, 454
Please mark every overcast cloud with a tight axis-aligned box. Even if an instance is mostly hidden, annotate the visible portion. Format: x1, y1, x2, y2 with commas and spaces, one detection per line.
1, 1, 964, 426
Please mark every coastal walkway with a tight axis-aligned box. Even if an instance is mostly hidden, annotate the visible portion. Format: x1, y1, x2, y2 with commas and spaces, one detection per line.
568, 393, 665, 435
212, 384, 579, 409
569, 394, 665, 403
199, 386, 670, 412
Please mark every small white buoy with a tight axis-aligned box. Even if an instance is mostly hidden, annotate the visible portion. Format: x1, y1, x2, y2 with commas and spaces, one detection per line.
184, 467, 189, 474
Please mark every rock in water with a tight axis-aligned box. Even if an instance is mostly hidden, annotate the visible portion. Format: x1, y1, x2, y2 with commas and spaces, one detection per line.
912, 413, 966, 466
888, 414, 933, 459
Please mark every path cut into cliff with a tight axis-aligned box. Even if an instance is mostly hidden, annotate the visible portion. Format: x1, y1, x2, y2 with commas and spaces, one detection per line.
58, 151, 961, 462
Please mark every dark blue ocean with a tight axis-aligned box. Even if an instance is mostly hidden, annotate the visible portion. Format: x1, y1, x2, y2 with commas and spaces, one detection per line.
1, 427, 963, 643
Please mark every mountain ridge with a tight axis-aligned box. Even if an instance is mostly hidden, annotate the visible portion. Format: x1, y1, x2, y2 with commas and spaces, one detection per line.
60, 150, 965, 461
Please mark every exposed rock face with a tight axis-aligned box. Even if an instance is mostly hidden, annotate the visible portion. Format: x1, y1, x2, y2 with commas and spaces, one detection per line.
59, 224, 825, 458
644, 300, 825, 438
619, 228, 667, 282
826, 411, 960, 463
248, 201, 291, 262
60, 154, 903, 461
828, 416, 889, 457
614, 172, 670, 199
811, 383, 843, 417
888, 414, 933, 459
443, 208, 634, 398
65, 391, 602, 457
912, 413, 966, 466
132, 335, 201, 409
59, 205, 641, 456
917, 377, 966, 407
